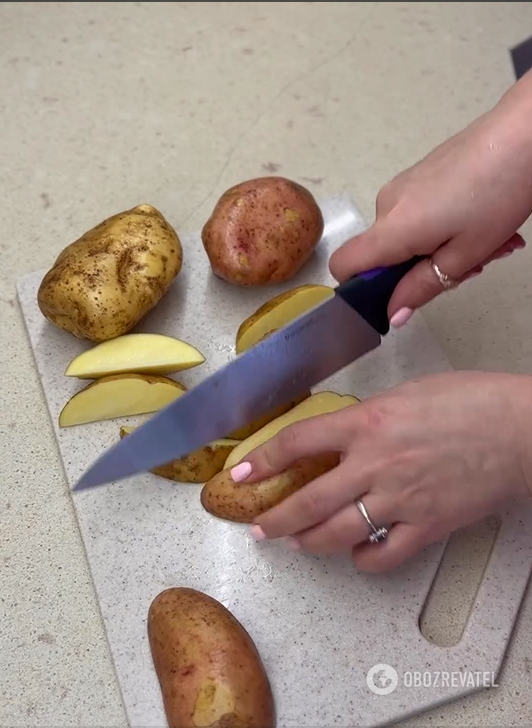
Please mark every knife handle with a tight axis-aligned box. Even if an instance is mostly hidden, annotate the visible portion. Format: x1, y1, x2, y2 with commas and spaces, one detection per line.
335, 256, 425, 335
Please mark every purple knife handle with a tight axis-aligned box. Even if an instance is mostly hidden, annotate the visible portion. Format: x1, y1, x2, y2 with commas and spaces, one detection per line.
335, 256, 425, 335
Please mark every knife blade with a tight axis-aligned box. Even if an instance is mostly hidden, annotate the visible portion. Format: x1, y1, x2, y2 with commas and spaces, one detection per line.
73, 256, 423, 491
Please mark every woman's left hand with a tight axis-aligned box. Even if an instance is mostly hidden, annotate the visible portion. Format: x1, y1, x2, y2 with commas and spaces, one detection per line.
230, 371, 532, 572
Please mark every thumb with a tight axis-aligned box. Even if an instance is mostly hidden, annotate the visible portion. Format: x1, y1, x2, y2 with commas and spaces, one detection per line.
228, 412, 349, 484
329, 212, 441, 284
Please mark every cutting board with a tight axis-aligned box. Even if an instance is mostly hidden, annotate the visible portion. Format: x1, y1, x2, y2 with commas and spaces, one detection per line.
17, 194, 532, 727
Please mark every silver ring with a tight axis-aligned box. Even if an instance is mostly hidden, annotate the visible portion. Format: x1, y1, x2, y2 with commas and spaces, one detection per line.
355, 499, 388, 544
430, 258, 458, 291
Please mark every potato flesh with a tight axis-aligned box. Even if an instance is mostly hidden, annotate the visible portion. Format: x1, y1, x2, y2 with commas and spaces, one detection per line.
224, 391, 359, 469
120, 426, 240, 483
59, 374, 186, 427
236, 284, 334, 353
201, 453, 340, 523
148, 587, 275, 728
65, 333, 205, 379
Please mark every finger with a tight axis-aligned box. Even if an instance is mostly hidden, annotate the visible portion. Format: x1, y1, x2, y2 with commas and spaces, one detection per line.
289, 493, 395, 555
232, 409, 352, 484
351, 523, 443, 573
387, 233, 526, 318
255, 459, 363, 539
329, 210, 442, 284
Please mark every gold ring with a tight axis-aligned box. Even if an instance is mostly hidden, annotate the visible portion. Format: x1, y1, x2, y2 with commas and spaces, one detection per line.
430, 258, 458, 290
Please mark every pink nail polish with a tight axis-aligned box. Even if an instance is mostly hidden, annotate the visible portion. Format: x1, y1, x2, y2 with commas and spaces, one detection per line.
390, 307, 413, 328
250, 525, 266, 541
501, 251, 513, 258
286, 537, 301, 551
514, 239, 526, 249
230, 461, 252, 483
468, 270, 483, 279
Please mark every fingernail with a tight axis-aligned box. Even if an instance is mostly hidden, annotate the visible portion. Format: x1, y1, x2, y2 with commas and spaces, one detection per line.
251, 525, 266, 541
468, 270, 483, 278
230, 462, 252, 483
390, 307, 413, 328
514, 239, 526, 249
501, 251, 513, 258
286, 537, 301, 551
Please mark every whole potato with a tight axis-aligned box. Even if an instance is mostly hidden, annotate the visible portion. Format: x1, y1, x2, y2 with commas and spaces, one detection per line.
37, 204, 183, 342
148, 587, 275, 728
201, 177, 324, 286
201, 453, 340, 523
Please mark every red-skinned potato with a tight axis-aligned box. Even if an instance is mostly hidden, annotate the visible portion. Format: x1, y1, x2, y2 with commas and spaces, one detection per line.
148, 587, 275, 728
201, 177, 324, 286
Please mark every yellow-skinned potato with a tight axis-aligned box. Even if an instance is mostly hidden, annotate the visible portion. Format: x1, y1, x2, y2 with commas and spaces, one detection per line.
224, 391, 360, 470
236, 284, 334, 353
148, 587, 275, 728
37, 204, 183, 342
201, 453, 340, 523
120, 426, 240, 483
201, 176, 324, 286
65, 333, 205, 379
59, 374, 186, 427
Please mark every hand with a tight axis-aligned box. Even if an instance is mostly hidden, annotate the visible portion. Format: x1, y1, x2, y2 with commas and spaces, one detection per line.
230, 372, 531, 572
329, 73, 532, 327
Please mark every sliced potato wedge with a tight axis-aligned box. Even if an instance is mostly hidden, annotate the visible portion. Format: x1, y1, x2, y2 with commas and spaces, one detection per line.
120, 426, 240, 483
235, 284, 334, 353
224, 391, 359, 469
59, 374, 186, 427
65, 333, 205, 379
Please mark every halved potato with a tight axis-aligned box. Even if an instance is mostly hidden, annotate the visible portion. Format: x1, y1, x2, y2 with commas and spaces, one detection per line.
235, 284, 334, 353
224, 391, 359, 469
201, 453, 340, 523
120, 426, 240, 483
59, 374, 186, 427
65, 333, 205, 379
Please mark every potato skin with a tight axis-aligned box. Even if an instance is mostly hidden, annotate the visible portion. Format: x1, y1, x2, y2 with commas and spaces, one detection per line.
120, 428, 239, 484
201, 453, 340, 523
148, 587, 275, 728
37, 204, 183, 342
201, 177, 324, 286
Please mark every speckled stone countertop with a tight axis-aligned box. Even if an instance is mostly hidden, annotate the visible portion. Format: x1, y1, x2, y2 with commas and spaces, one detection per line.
2, 2, 532, 726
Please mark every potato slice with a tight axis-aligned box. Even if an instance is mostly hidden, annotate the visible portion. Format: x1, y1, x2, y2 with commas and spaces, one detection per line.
201, 453, 340, 523
224, 391, 359, 469
65, 333, 205, 379
59, 374, 186, 427
120, 426, 240, 483
235, 283, 334, 353
148, 587, 275, 728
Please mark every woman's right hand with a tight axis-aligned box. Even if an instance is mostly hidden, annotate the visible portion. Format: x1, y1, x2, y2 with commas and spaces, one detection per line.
330, 70, 532, 328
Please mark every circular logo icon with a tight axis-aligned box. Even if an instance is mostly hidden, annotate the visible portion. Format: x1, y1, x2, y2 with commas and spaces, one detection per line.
366, 663, 399, 695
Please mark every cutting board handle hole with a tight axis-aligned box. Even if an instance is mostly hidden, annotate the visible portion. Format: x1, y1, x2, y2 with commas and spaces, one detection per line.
418, 514, 502, 647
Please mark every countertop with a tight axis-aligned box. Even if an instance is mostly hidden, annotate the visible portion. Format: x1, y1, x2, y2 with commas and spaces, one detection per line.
2, 2, 532, 726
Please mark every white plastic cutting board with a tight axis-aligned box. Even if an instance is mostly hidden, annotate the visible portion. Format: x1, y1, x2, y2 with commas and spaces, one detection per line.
17, 195, 532, 727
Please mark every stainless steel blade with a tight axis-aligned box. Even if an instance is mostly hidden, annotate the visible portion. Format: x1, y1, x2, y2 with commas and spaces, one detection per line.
73, 295, 381, 491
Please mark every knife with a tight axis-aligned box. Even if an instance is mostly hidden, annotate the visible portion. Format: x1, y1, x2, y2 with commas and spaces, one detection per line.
73, 256, 423, 491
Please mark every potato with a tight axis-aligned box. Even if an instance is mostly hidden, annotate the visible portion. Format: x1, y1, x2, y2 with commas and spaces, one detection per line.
236, 284, 334, 353
226, 392, 309, 440
148, 587, 275, 728
37, 204, 183, 343
120, 426, 240, 483
65, 333, 205, 379
201, 176, 324, 286
201, 453, 340, 523
224, 391, 359, 470
59, 374, 186, 427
